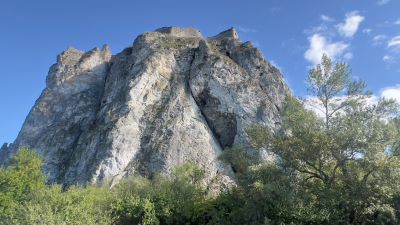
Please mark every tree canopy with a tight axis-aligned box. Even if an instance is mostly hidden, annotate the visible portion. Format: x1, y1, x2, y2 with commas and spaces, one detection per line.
247, 54, 400, 224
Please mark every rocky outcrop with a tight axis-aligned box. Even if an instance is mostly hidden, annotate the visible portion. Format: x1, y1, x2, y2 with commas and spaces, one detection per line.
1, 27, 289, 189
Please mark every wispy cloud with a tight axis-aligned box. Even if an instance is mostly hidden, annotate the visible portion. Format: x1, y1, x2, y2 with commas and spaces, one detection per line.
320, 14, 334, 22
304, 34, 349, 65
304, 24, 331, 36
382, 36, 400, 63
343, 52, 353, 61
238, 26, 257, 33
377, 0, 391, 5
336, 11, 364, 38
394, 19, 400, 25
388, 36, 400, 48
383, 55, 394, 63
373, 34, 387, 45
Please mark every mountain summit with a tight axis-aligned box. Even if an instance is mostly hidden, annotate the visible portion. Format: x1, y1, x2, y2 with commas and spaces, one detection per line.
1, 27, 289, 189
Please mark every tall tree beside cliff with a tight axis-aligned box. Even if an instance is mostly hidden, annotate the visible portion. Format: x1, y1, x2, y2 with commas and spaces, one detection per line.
247, 54, 400, 224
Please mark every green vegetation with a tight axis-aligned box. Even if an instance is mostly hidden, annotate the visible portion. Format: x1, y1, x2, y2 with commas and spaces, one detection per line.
1, 55, 399, 224
0, 148, 45, 216
244, 55, 400, 224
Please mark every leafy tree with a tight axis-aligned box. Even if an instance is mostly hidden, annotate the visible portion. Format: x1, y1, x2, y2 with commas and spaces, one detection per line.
3, 185, 114, 225
111, 163, 209, 225
0, 147, 45, 215
247, 54, 400, 224
207, 163, 311, 225
0, 148, 114, 225
219, 145, 260, 174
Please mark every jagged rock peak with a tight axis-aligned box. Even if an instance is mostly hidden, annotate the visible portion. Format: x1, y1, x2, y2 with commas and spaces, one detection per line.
46, 44, 112, 88
56, 45, 111, 66
56, 47, 84, 65
210, 27, 240, 40
2, 27, 290, 193
101, 44, 111, 53
155, 27, 202, 38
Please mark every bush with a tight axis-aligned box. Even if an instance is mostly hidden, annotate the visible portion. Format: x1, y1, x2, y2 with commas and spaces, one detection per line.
2, 185, 113, 225
0, 148, 45, 216
111, 163, 209, 225
218, 146, 259, 174
0, 150, 213, 225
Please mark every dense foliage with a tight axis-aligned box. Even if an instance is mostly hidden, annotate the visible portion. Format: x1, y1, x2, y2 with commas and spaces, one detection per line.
0, 149, 214, 225
245, 55, 400, 224
0, 55, 399, 225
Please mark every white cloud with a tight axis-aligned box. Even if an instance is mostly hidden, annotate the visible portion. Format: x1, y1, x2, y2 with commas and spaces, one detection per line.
304, 24, 330, 36
304, 97, 328, 117
383, 55, 393, 62
377, 0, 391, 5
336, 11, 365, 38
305, 85, 400, 118
381, 85, 400, 103
395, 19, 400, 25
388, 36, 400, 48
304, 34, 349, 65
344, 52, 353, 60
383, 36, 400, 64
374, 35, 387, 41
321, 14, 334, 22
373, 34, 387, 45
304, 96, 353, 118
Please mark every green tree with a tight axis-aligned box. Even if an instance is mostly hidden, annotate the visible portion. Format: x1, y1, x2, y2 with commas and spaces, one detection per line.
247, 55, 400, 224
0, 148, 45, 215
219, 145, 260, 174
111, 163, 209, 225
3, 185, 114, 225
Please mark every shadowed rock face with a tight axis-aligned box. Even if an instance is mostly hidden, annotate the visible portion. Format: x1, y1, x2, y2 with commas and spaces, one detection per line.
1, 27, 289, 190
196, 88, 237, 148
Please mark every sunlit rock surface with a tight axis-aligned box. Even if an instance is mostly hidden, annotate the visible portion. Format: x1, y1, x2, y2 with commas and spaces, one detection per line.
1, 27, 289, 190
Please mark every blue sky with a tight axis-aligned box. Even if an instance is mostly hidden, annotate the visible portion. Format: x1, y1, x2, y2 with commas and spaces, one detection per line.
0, 0, 399, 144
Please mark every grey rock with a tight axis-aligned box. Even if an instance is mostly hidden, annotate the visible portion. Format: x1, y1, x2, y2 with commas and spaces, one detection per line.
1, 143, 9, 154
2, 27, 289, 190
155, 27, 202, 38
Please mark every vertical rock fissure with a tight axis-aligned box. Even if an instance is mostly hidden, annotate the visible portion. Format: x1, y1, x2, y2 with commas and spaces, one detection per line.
188, 49, 237, 150
187, 55, 224, 151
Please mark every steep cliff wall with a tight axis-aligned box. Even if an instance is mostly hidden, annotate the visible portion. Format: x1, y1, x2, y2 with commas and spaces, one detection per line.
1, 27, 289, 189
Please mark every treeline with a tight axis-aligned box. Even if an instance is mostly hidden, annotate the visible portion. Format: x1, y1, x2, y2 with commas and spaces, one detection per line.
1, 55, 400, 225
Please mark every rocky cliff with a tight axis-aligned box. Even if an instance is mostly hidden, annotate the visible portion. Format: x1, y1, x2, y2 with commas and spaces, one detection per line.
1, 27, 289, 189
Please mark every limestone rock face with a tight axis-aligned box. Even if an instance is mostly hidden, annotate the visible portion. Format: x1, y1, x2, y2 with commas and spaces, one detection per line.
1, 27, 289, 188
